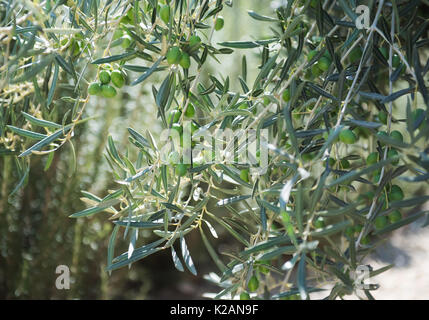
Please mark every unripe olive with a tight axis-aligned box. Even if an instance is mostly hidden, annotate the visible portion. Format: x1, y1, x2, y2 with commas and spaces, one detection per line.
378, 110, 387, 125
120, 15, 131, 25
289, 294, 301, 300
191, 121, 199, 135
247, 275, 259, 292
282, 88, 290, 102
389, 185, 404, 201
121, 35, 132, 49
339, 129, 357, 144
311, 63, 323, 77
307, 50, 318, 62
184, 104, 195, 118
392, 54, 400, 68
179, 52, 191, 69
349, 47, 363, 64
387, 149, 399, 165
340, 159, 350, 169
361, 236, 370, 245
127, 8, 135, 20
366, 152, 378, 165
113, 29, 124, 40
374, 216, 388, 230
171, 123, 183, 135
175, 163, 187, 177
258, 260, 270, 274
240, 292, 251, 300
101, 84, 117, 98
325, 157, 336, 167
388, 210, 402, 223
390, 130, 403, 143
377, 130, 388, 145
373, 172, 381, 184
240, 169, 249, 182
189, 35, 201, 49
160, 5, 170, 24
314, 217, 325, 229
318, 56, 331, 71
166, 46, 182, 65
88, 82, 102, 96
168, 109, 182, 124
99, 70, 111, 84
111, 70, 125, 88
214, 16, 224, 31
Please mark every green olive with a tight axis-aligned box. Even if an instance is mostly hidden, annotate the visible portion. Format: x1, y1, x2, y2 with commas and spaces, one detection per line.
349, 47, 363, 64
389, 185, 404, 201
366, 152, 378, 165
166, 46, 182, 65
171, 123, 183, 135
387, 149, 399, 165
318, 56, 331, 71
377, 131, 388, 145
392, 54, 400, 68
184, 104, 195, 118
189, 35, 201, 49
160, 5, 170, 24
175, 163, 188, 177
191, 121, 199, 135
311, 63, 323, 77
179, 52, 191, 69
340, 159, 350, 169
168, 109, 182, 124
374, 216, 388, 230
388, 210, 402, 223
339, 129, 357, 144
258, 260, 270, 274
240, 169, 249, 182
390, 130, 403, 143
111, 70, 125, 88
214, 16, 224, 31
99, 70, 111, 84
120, 15, 131, 25
121, 35, 132, 49
240, 292, 251, 300
247, 275, 259, 292
378, 110, 387, 125
101, 84, 117, 98
307, 50, 318, 62
282, 88, 291, 102
314, 217, 325, 229
361, 236, 370, 245
88, 82, 102, 96
325, 157, 336, 167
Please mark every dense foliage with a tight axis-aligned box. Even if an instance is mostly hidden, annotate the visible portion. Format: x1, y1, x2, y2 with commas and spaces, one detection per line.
1, 0, 429, 299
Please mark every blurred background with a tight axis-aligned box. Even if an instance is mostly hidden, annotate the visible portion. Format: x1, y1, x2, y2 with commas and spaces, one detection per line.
1, 0, 428, 299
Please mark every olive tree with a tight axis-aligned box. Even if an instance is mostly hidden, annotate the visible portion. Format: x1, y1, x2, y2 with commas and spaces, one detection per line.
1, 0, 429, 300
